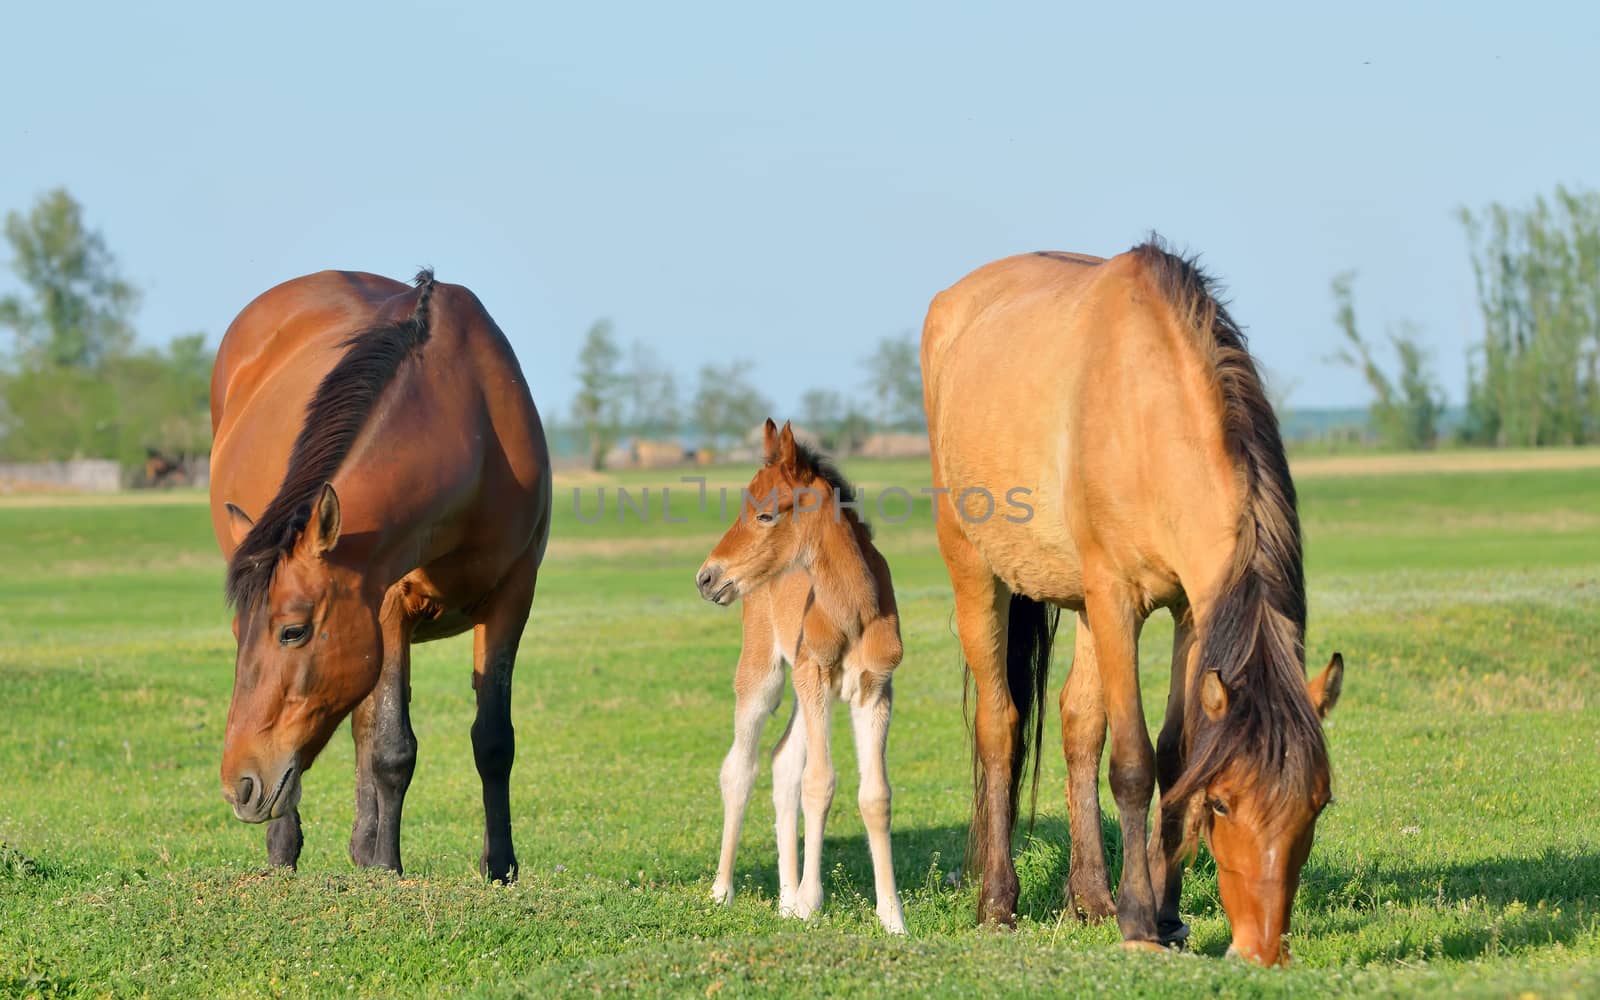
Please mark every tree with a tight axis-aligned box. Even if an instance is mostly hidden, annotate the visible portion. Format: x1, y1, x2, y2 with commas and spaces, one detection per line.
863, 332, 923, 430
798, 387, 871, 455
0, 188, 139, 370
1329, 272, 1443, 450
692, 360, 771, 458
622, 341, 680, 439
1459, 186, 1600, 446
571, 320, 623, 470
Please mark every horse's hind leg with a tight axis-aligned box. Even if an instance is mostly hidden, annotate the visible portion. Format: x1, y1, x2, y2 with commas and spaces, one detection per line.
471, 557, 538, 883
851, 672, 905, 934
1061, 613, 1114, 921
712, 640, 783, 904
771, 693, 807, 917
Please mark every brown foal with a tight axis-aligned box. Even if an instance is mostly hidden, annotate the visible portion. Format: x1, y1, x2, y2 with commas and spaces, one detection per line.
695, 420, 906, 933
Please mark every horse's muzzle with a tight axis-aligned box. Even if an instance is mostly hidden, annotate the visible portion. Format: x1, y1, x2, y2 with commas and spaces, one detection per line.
224, 758, 300, 823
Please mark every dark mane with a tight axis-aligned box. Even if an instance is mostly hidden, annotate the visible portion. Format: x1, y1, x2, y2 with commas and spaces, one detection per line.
1130, 238, 1326, 816
225, 270, 437, 612
793, 439, 873, 540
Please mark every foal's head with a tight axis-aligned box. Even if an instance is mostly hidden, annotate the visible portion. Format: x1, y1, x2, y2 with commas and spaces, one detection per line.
218, 484, 382, 823
696, 419, 842, 605
1179, 652, 1345, 966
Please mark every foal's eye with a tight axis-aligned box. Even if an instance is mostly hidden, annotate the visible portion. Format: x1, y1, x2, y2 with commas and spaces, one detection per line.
756, 512, 776, 524
279, 624, 310, 646
1207, 797, 1230, 817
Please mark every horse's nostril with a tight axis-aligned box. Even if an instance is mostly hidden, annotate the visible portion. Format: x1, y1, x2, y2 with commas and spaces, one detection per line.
236, 775, 257, 808
697, 569, 714, 588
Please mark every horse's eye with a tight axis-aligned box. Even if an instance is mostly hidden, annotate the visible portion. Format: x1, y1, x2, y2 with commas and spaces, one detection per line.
1207, 797, 1230, 817
279, 624, 310, 646
756, 512, 776, 524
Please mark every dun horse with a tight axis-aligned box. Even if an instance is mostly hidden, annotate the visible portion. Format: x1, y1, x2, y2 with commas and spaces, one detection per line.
208, 270, 551, 881
695, 420, 906, 933
922, 241, 1344, 965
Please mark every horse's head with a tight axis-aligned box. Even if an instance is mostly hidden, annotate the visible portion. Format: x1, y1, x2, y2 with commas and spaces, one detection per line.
1182, 652, 1344, 966
696, 419, 834, 605
218, 484, 381, 823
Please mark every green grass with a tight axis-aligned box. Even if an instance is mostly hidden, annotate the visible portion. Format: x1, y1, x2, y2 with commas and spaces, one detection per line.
3, 460, 1599, 997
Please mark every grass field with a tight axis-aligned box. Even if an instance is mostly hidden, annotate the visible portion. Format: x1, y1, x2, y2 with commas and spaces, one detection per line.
3, 454, 1599, 997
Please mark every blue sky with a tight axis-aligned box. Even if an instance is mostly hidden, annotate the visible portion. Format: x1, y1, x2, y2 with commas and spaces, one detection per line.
2, 1, 1595, 418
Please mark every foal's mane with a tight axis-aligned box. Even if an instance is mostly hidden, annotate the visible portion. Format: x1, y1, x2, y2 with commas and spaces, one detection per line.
1132, 238, 1327, 815
791, 439, 873, 541
225, 270, 437, 613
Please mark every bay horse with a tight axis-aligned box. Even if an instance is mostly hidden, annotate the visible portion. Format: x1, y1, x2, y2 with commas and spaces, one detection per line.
921, 241, 1344, 965
208, 269, 550, 881
695, 420, 906, 933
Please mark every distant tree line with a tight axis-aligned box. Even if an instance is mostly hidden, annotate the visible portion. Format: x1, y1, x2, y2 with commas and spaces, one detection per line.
569, 321, 922, 470
0, 189, 211, 468
1335, 184, 1600, 449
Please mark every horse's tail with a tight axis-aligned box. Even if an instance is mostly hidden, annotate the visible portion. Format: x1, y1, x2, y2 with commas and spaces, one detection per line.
964, 594, 1060, 884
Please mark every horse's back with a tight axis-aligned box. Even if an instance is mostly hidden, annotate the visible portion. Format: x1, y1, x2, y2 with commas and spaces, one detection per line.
208, 271, 550, 571
921, 248, 1239, 606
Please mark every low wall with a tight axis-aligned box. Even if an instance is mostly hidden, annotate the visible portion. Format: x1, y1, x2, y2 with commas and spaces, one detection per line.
0, 459, 124, 493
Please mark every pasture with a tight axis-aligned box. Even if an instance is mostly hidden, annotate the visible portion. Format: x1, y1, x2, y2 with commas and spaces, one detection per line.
2, 455, 1599, 997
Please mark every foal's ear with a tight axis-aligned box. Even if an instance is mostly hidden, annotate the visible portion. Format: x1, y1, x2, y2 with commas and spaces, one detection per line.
761, 417, 781, 465
225, 503, 255, 546
776, 420, 799, 473
1307, 652, 1344, 719
309, 482, 342, 557
1200, 671, 1229, 721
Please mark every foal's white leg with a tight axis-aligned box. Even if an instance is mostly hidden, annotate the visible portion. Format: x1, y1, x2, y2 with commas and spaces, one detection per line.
851, 675, 905, 934
771, 697, 807, 917
713, 661, 784, 904
794, 663, 835, 921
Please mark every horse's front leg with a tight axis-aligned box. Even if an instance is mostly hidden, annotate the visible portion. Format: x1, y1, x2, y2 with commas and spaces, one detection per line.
712, 643, 784, 904
850, 671, 905, 933
1085, 584, 1160, 947
267, 809, 303, 868
471, 558, 538, 883
358, 604, 418, 875
1061, 613, 1114, 921
1148, 609, 1196, 948
791, 658, 835, 920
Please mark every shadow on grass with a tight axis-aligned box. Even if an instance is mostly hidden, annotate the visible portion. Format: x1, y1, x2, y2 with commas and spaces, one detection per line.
681, 808, 1600, 963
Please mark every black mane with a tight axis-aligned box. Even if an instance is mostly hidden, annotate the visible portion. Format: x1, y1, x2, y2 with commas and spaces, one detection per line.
224, 270, 436, 612
793, 439, 873, 540
1130, 238, 1326, 816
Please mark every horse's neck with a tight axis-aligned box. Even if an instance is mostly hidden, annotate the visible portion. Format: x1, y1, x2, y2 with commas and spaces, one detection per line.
809, 515, 881, 631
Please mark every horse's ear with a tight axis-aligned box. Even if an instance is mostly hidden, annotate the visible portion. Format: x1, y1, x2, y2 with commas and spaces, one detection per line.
1307, 652, 1344, 719
1200, 671, 1229, 721
761, 418, 781, 465
777, 420, 798, 473
225, 503, 255, 546
310, 483, 342, 557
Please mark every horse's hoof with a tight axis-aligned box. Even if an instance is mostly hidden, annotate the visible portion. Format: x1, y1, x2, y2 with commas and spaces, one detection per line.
1072, 893, 1117, 923
710, 883, 733, 905
1120, 939, 1168, 954
1158, 921, 1192, 950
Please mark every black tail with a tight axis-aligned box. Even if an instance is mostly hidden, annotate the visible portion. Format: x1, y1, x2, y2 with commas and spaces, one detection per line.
963, 594, 1060, 881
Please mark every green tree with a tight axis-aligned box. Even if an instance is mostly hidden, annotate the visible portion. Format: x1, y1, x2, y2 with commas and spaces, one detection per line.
863, 332, 923, 431
0, 188, 139, 370
1329, 271, 1443, 450
622, 341, 680, 440
1459, 186, 1600, 446
571, 320, 623, 470
692, 360, 771, 459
